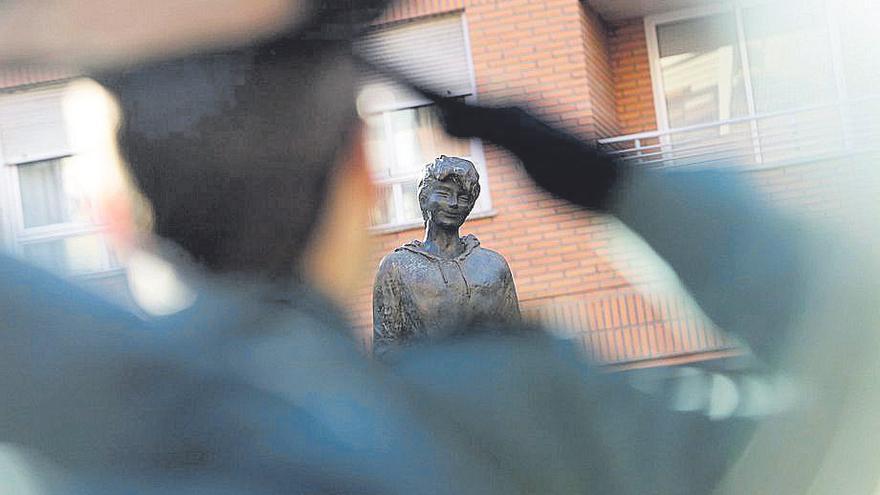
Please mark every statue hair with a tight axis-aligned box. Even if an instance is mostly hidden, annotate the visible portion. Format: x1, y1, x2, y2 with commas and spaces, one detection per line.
417, 155, 481, 222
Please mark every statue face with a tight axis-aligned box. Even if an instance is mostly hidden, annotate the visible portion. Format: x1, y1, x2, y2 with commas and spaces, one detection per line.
423, 178, 476, 228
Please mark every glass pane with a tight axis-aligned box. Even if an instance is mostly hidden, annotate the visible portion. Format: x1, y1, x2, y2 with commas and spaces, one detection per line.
839, 1, 880, 98
411, 105, 470, 161
364, 114, 391, 177
743, 1, 837, 113
657, 14, 749, 129
21, 240, 66, 274
22, 233, 117, 275
17, 157, 96, 228
390, 108, 424, 174
371, 184, 395, 226
365, 103, 472, 179
364, 101, 477, 227
399, 180, 422, 224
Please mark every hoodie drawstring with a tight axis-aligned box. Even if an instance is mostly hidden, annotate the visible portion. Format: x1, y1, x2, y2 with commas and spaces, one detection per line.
435, 261, 471, 299
453, 260, 471, 299
397, 238, 478, 300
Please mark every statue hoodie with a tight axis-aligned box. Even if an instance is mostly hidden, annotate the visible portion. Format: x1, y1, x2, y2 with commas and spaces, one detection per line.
372, 234, 520, 359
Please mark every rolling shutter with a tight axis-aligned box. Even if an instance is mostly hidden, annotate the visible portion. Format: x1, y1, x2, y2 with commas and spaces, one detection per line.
356, 14, 474, 110
0, 89, 70, 164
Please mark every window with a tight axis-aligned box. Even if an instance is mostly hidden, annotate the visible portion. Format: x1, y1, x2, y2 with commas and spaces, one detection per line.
838, 1, 880, 98
742, 2, 837, 114
0, 86, 119, 277
640, 1, 880, 165
356, 14, 490, 230
364, 100, 483, 227
656, 13, 748, 130
647, 1, 844, 131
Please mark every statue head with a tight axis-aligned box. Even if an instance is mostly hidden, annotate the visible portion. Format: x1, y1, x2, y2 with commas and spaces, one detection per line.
417, 155, 481, 228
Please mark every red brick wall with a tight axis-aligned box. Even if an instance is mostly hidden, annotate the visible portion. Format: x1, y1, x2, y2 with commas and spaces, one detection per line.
379, 0, 617, 137
609, 18, 657, 134
581, 5, 619, 137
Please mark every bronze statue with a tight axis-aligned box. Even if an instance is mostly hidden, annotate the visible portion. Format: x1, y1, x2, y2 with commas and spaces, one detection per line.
373, 155, 520, 358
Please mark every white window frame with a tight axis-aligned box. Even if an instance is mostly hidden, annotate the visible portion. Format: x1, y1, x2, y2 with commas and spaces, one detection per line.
364, 13, 493, 234
643, 0, 850, 133
0, 85, 121, 279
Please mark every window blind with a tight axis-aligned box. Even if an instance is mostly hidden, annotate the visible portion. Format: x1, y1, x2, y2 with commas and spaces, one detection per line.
356, 14, 474, 110
0, 90, 70, 164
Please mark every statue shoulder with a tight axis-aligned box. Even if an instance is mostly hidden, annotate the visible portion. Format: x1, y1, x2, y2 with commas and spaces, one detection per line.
472, 246, 512, 272
376, 251, 402, 272
376, 245, 420, 274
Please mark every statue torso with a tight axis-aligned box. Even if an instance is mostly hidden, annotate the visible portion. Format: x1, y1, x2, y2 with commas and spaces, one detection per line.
373, 235, 519, 349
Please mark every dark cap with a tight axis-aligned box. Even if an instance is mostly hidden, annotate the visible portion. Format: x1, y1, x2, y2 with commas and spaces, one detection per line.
89, 1, 388, 275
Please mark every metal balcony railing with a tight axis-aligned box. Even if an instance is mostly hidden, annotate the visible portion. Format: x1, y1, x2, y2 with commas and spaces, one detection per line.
597, 96, 880, 170
566, 98, 880, 366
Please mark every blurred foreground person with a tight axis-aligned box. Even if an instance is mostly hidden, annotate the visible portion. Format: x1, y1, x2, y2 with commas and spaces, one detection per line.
0, 1, 878, 494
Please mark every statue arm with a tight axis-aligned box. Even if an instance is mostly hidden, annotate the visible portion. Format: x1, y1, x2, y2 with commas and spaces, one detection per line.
372, 257, 408, 359
500, 260, 521, 324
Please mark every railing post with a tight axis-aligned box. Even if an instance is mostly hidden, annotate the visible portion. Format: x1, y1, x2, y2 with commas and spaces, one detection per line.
749, 118, 763, 166
826, 0, 854, 152
598, 95, 880, 171
735, 7, 763, 166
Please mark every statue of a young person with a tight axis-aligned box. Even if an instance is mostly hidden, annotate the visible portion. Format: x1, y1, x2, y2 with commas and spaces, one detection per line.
373, 156, 520, 358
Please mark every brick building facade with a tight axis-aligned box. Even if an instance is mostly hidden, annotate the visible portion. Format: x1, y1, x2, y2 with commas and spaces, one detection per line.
352, 0, 879, 366
1, 0, 875, 367
352, 0, 730, 365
